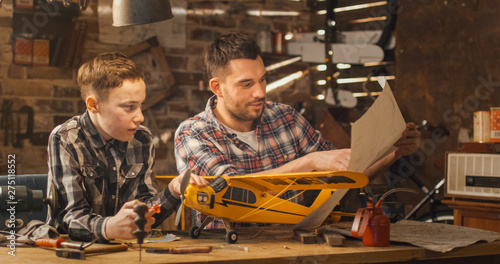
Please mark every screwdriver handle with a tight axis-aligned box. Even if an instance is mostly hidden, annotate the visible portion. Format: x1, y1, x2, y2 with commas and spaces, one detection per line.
133, 204, 149, 245
36, 238, 66, 248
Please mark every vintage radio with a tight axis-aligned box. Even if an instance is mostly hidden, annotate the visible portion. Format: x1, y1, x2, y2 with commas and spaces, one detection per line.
445, 152, 500, 201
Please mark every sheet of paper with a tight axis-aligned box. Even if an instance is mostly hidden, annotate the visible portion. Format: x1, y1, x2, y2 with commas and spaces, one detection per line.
348, 77, 406, 172
294, 77, 406, 230
327, 220, 500, 253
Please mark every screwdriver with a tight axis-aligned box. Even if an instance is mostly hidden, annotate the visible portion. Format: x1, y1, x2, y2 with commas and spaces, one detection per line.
133, 203, 161, 262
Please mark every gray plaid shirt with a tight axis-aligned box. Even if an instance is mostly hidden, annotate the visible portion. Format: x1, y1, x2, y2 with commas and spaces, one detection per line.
47, 111, 179, 242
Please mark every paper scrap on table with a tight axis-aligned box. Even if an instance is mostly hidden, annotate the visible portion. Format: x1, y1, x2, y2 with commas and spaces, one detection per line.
145, 233, 180, 243
293, 77, 406, 231
326, 220, 500, 253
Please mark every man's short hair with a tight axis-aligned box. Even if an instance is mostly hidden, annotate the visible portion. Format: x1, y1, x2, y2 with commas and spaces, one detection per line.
78, 52, 145, 101
205, 32, 261, 80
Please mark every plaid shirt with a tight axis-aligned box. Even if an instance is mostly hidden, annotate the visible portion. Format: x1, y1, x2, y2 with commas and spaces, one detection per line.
175, 96, 332, 228
47, 111, 180, 242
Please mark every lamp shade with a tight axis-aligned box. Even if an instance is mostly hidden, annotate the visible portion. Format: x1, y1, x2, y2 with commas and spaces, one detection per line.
112, 0, 174, 27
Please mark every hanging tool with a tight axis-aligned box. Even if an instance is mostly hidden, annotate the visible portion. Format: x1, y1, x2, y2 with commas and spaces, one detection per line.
13, 105, 34, 148
1, 99, 13, 146
134, 204, 149, 262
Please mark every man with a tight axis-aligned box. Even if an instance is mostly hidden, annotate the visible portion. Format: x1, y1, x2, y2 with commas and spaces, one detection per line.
174, 33, 420, 225
47, 52, 207, 242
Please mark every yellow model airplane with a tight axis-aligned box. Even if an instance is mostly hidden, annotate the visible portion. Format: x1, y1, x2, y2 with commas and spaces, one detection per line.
158, 169, 368, 243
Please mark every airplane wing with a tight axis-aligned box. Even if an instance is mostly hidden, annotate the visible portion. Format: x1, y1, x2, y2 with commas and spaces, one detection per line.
229, 171, 368, 192
157, 171, 367, 192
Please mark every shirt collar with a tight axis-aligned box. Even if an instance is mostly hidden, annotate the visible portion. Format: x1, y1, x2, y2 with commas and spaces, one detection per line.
80, 110, 128, 153
202, 96, 227, 133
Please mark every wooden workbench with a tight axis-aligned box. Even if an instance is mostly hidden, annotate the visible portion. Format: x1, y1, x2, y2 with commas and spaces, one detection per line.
2, 227, 499, 264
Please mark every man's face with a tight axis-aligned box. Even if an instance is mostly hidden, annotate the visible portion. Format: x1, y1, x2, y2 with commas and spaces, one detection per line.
92, 79, 146, 142
217, 56, 267, 127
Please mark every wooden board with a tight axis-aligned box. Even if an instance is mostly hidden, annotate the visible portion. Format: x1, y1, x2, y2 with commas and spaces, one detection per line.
3, 226, 500, 264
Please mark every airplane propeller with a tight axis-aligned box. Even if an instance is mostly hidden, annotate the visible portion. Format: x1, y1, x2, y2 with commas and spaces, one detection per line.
175, 168, 192, 226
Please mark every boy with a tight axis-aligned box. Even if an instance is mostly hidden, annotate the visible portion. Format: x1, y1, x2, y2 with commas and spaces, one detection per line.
47, 52, 207, 242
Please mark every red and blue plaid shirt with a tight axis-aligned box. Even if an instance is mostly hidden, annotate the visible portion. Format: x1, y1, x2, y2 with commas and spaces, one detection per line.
174, 96, 333, 228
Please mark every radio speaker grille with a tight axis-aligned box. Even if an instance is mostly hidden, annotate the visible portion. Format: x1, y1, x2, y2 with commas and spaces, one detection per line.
446, 153, 500, 199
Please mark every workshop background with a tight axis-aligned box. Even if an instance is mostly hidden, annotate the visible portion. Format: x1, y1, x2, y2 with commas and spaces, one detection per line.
0, 0, 499, 220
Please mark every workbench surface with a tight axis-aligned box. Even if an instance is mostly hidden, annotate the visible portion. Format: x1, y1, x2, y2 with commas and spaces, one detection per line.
2, 226, 500, 264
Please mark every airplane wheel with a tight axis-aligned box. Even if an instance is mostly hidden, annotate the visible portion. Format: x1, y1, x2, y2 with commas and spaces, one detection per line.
189, 225, 201, 239
226, 230, 238, 244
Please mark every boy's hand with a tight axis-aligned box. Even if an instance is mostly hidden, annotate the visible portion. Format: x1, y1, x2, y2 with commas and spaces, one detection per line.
169, 172, 209, 199
105, 200, 155, 240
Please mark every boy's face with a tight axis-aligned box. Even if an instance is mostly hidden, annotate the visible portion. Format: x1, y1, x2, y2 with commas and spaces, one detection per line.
92, 79, 146, 142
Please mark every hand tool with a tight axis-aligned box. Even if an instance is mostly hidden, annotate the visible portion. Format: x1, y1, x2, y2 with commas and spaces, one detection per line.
55, 244, 128, 260
145, 246, 212, 254
134, 204, 149, 262
132, 203, 161, 261
35, 238, 94, 250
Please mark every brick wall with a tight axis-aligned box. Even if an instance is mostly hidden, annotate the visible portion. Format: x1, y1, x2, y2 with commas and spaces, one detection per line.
0, 0, 311, 175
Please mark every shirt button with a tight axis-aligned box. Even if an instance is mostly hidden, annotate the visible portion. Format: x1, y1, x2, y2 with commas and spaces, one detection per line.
113, 166, 116, 171
89, 172, 93, 177
131, 172, 135, 176
111, 195, 116, 199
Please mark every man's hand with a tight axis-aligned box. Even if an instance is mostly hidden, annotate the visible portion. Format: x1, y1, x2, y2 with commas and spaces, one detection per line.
169, 172, 209, 199
105, 200, 156, 240
394, 122, 421, 157
306, 148, 351, 171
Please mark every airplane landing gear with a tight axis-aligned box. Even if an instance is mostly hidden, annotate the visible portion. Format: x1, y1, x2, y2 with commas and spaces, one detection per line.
189, 225, 201, 239
222, 218, 238, 243
188, 216, 238, 243
226, 230, 238, 244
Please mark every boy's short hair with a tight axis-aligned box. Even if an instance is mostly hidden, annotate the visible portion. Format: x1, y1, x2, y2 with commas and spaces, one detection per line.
205, 32, 261, 80
78, 52, 145, 101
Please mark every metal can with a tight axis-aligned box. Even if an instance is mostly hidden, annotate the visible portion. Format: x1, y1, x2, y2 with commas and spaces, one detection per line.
491, 107, 500, 142
473, 111, 490, 143
272, 31, 282, 54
